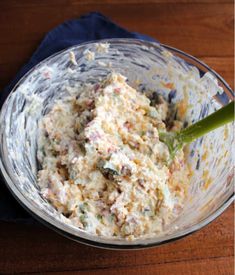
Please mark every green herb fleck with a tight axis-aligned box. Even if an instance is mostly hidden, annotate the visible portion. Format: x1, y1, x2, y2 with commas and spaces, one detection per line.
83, 202, 89, 208
80, 214, 88, 227
79, 202, 89, 213
109, 213, 116, 223
96, 214, 103, 221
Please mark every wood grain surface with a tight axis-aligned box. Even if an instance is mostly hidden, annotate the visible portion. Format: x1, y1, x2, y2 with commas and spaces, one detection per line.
0, 0, 234, 274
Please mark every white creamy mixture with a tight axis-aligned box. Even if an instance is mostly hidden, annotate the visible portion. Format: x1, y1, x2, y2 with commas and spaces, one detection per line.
37, 73, 189, 240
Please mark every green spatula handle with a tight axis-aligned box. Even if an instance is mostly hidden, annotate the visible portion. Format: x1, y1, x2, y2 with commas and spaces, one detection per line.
159, 101, 234, 158
177, 101, 234, 145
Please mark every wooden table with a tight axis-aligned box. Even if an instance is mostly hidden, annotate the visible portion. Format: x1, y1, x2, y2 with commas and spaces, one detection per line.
0, 1, 234, 274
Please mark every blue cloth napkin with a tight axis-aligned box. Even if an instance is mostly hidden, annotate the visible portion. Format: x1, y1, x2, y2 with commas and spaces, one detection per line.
0, 12, 156, 221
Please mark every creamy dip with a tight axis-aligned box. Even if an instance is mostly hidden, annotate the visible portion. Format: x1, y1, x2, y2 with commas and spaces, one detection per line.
37, 72, 189, 240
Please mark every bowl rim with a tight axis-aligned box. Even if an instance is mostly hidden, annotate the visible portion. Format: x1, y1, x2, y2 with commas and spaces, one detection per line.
0, 38, 234, 250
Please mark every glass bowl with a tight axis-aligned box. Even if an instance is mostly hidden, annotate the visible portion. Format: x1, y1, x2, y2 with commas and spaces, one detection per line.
0, 39, 234, 249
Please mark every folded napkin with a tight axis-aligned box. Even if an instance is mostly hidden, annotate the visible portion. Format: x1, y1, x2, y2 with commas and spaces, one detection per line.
0, 12, 156, 222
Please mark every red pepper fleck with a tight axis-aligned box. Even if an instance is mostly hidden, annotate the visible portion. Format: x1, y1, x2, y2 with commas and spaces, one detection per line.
107, 146, 118, 154
114, 88, 121, 94
137, 179, 145, 188
86, 99, 94, 107
107, 147, 112, 154
121, 165, 132, 177
161, 82, 174, 90
124, 121, 132, 130
94, 84, 100, 92
43, 71, 51, 79
129, 140, 139, 149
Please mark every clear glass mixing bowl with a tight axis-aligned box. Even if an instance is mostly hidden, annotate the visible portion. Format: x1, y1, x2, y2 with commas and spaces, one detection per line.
0, 39, 234, 249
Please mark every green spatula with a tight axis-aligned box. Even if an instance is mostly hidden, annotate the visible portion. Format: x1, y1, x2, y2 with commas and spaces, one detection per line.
159, 101, 234, 159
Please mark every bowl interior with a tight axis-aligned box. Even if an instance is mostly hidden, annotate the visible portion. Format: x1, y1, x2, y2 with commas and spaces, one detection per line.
0, 39, 233, 248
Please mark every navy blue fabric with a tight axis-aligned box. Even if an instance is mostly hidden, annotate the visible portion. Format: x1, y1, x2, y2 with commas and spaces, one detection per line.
0, 12, 156, 221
